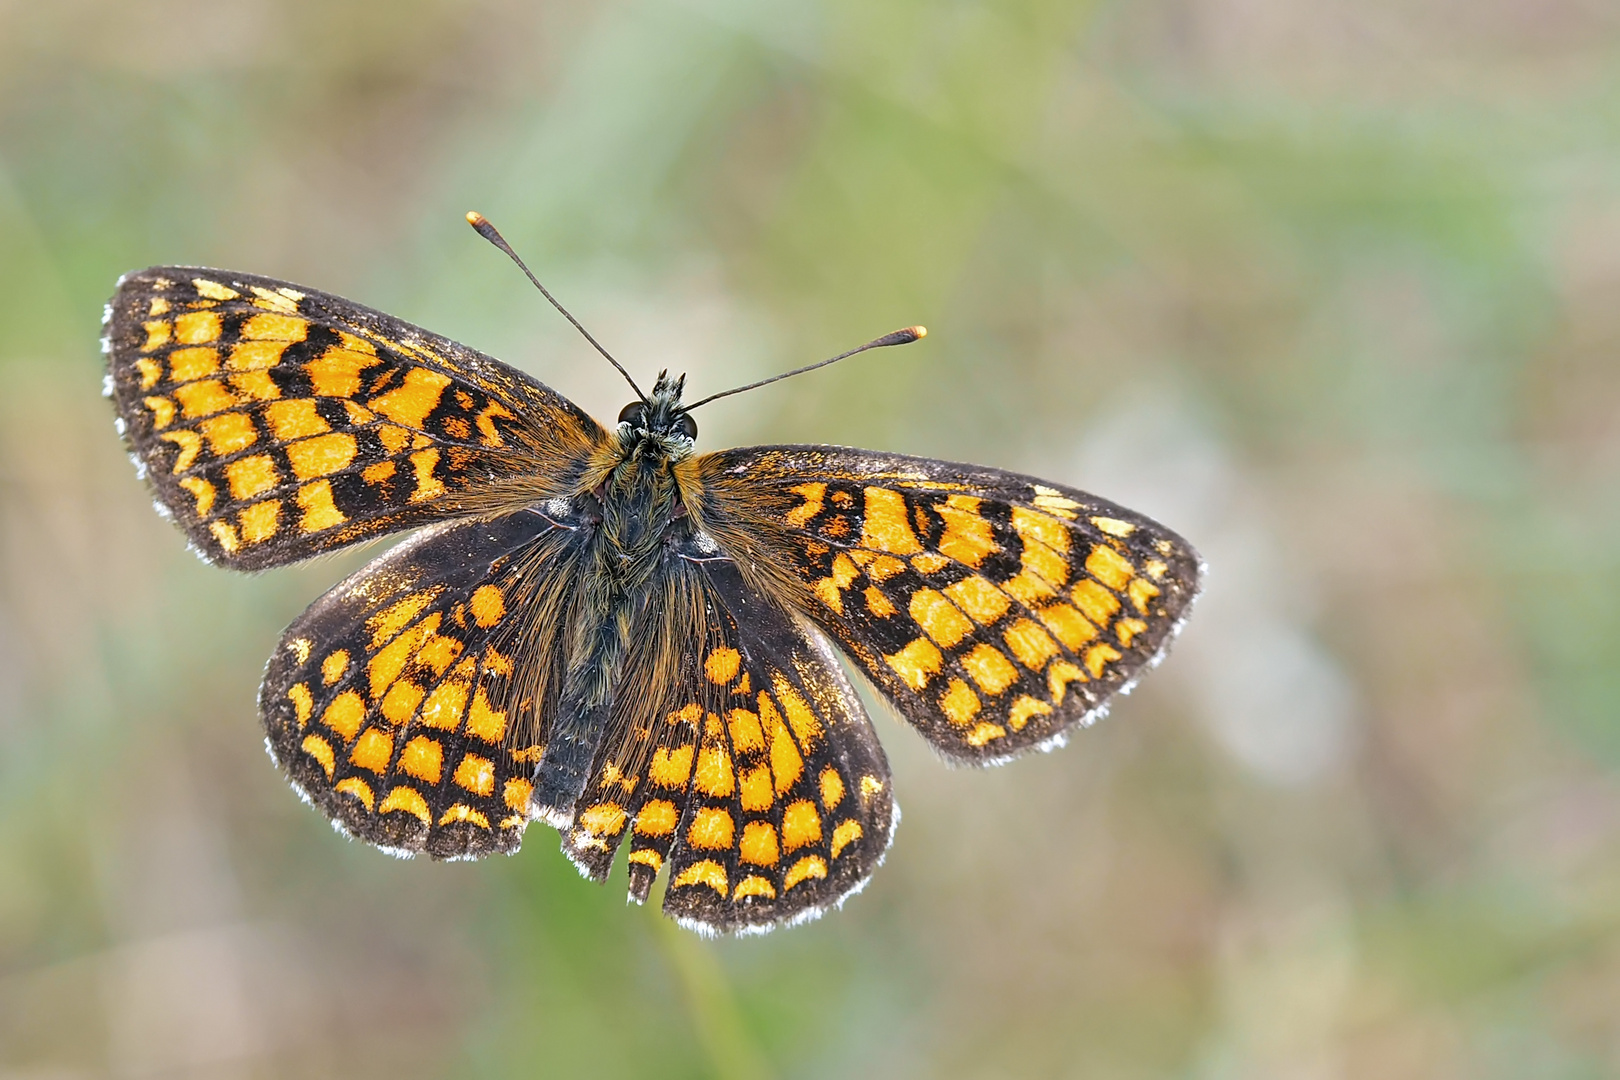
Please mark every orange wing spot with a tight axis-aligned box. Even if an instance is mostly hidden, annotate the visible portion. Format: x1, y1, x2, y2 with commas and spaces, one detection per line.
867, 555, 906, 582
860, 775, 885, 799
454, 753, 495, 796
366, 590, 439, 651
191, 278, 239, 301
296, 480, 347, 533
474, 401, 513, 446
962, 644, 1019, 696
1008, 694, 1053, 732
911, 552, 950, 574
241, 313, 307, 341
728, 708, 765, 754
939, 678, 982, 728
238, 500, 282, 545
1128, 577, 1161, 614
1004, 618, 1059, 671
864, 586, 897, 618
503, 777, 533, 812
178, 476, 215, 515
673, 860, 728, 896
1012, 506, 1071, 554
469, 585, 505, 628
1047, 660, 1086, 704
945, 575, 1010, 626
225, 454, 280, 500
483, 648, 513, 677
289, 638, 312, 664
227, 341, 291, 372
649, 744, 695, 788
1144, 558, 1169, 581
409, 449, 445, 501
738, 766, 773, 812
321, 691, 366, 741
466, 687, 506, 743
305, 347, 378, 397
635, 799, 679, 836
174, 379, 238, 419
227, 370, 280, 403
762, 695, 803, 794
416, 632, 462, 677
142, 320, 172, 352
579, 802, 627, 835
375, 424, 413, 454
348, 728, 394, 773
208, 519, 240, 554
198, 411, 256, 456
884, 638, 944, 691
783, 855, 827, 892
1084, 642, 1124, 679
168, 346, 219, 381
160, 430, 203, 473
1039, 602, 1099, 650
813, 552, 861, 615
439, 804, 490, 829
733, 875, 777, 900
966, 721, 1007, 747
1032, 492, 1080, 519
417, 680, 467, 730
173, 310, 221, 345
862, 487, 923, 554
831, 819, 863, 858
287, 432, 357, 480
301, 734, 336, 778
739, 821, 780, 867
819, 767, 845, 809
135, 356, 163, 389
378, 678, 424, 726
264, 399, 329, 441
144, 395, 176, 428
1002, 570, 1058, 606
379, 786, 431, 823
362, 460, 396, 486
371, 367, 452, 427
1071, 579, 1120, 628
694, 744, 735, 798
335, 777, 375, 811
688, 807, 735, 850
334, 330, 372, 354
936, 495, 997, 567
1116, 618, 1148, 648
910, 588, 974, 648
705, 647, 741, 685
781, 800, 822, 852
1020, 541, 1071, 589
1084, 545, 1135, 591
398, 735, 443, 783
628, 849, 663, 871
148, 297, 171, 316
1091, 515, 1136, 537
321, 649, 350, 686
287, 682, 313, 726
784, 482, 826, 527
774, 680, 823, 746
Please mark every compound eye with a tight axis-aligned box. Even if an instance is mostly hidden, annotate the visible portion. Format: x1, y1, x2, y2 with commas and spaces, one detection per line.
675, 412, 698, 440
618, 402, 646, 427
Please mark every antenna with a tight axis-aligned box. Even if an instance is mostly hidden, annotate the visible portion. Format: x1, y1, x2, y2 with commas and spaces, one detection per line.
685, 325, 926, 410
466, 211, 646, 402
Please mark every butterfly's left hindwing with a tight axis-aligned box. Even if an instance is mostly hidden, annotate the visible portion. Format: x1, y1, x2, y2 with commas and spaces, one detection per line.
260, 507, 589, 859
105, 267, 604, 570
696, 446, 1203, 764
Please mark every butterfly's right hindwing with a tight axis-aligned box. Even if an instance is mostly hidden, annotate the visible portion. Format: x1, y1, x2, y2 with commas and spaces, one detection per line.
105, 267, 605, 570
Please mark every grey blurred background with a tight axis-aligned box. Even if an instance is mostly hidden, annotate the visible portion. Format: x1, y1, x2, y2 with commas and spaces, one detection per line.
2, 0, 1618, 1076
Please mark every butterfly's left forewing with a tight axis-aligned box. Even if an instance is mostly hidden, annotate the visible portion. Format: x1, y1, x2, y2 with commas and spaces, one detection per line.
695, 446, 1203, 764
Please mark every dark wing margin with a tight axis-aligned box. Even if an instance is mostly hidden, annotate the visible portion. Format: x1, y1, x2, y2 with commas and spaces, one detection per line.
103, 267, 605, 570
551, 539, 896, 935
259, 506, 589, 860
693, 446, 1203, 764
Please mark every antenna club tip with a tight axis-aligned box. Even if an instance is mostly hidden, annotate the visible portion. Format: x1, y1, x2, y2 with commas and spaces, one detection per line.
466, 210, 488, 227
909, 325, 927, 340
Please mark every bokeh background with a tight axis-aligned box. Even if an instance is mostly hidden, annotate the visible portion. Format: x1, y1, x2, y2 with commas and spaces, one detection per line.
3, 0, 1619, 1076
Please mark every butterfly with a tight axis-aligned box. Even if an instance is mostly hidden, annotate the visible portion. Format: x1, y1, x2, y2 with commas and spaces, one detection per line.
102, 214, 1202, 935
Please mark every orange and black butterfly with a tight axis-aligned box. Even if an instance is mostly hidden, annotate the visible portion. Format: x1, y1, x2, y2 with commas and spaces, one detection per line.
103, 215, 1202, 934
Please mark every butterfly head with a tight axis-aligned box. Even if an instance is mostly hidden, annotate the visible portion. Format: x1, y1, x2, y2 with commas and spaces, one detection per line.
617, 370, 697, 452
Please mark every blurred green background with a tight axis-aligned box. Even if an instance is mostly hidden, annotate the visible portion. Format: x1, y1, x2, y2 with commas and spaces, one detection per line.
3, 0, 1619, 1076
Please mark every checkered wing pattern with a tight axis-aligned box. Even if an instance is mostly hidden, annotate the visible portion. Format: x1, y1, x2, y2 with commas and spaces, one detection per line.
259, 506, 590, 859
104, 267, 604, 570
555, 543, 895, 935
696, 447, 1203, 763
